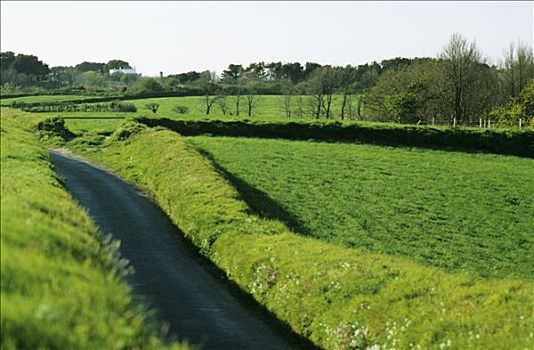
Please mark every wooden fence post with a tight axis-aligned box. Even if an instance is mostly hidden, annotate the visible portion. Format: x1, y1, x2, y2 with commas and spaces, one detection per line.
519, 118, 522, 128
453, 118, 456, 128
488, 119, 491, 128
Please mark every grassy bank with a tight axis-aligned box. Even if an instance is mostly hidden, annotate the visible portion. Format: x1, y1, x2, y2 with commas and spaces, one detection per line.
76, 122, 534, 349
0, 110, 186, 349
189, 136, 534, 280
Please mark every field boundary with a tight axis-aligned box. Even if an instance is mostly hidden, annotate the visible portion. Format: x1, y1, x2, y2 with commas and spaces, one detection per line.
136, 117, 534, 158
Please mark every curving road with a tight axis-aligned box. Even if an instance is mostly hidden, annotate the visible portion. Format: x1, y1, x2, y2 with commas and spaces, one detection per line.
50, 151, 304, 350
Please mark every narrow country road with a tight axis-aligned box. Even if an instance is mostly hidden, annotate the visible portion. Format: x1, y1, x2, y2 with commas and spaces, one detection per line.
50, 151, 304, 350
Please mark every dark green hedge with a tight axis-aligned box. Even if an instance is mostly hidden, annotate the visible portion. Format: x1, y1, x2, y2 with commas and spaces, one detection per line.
136, 117, 534, 158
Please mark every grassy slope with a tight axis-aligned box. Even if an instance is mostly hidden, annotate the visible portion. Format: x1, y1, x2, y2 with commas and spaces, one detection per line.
189, 136, 534, 280
0, 110, 186, 350
78, 124, 534, 349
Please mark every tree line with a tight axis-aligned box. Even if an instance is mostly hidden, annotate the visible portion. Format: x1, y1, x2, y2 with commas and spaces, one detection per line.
1, 33, 533, 126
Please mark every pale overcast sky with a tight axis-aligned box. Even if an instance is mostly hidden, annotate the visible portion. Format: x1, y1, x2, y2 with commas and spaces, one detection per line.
1, 1, 533, 76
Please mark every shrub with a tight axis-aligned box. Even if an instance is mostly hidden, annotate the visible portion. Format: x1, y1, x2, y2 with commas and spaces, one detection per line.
111, 120, 147, 141
115, 103, 137, 113
146, 103, 160, 113
32, 116, 74, 143
173, 105, 189, 114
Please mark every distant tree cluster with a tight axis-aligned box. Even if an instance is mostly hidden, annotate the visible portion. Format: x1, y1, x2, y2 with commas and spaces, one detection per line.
1, 33, 533, 125
1, 52, 50, 87
1, 54, 139, 94
365, 34, 534, 125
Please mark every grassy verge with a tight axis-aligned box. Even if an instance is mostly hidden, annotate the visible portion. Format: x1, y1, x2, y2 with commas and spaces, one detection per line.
0, 110, 187, 349
76, 121, 534, 349
137, 117, 534, 158
189, 136, 534, 280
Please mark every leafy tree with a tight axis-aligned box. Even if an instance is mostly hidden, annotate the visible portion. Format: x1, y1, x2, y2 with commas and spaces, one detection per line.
146, 103, 160, 113
106, 59, 131, 70
0, 51, 16, 70
356, 61, 382, 91
380, 57, 413, 72
166, 71, 201, 85
305, 66, 339, 118
303, 62, 322, 80
75, 61, 106, 73
49, 66, 77, 86
221, 64, 245, 115
139, 78, 164, 93
490, 78, 534, 127
384, 91, 423, 123
502, 41, 534, 98
75, 71, 107, 88
245, 62, 268, 81
281, 62, 305, 84
11, 54, 49, 78
438, 33, 486, 123
221, 64, 244, 83
366, 58, 441, 123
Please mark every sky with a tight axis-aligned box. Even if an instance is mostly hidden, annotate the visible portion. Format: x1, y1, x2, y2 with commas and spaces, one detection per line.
1, 1, 533, 76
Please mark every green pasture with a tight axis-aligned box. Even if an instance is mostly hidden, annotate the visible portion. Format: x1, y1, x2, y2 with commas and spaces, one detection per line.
74, 122, 534, 349
2, 94, 365, 129
190, 136, 534, 279
0, 94, 99, 104
122, 94, 362, 120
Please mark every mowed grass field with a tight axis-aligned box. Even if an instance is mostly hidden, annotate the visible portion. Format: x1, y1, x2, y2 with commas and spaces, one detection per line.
189, 136, 534, 280
1, 94, 365, 134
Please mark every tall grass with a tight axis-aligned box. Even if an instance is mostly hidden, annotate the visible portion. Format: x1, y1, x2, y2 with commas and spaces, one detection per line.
0, 110, 187, 350
76, 122, 534, 349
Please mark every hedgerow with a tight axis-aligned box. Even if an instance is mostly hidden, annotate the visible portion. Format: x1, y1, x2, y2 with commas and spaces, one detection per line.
135, 117, 534, 158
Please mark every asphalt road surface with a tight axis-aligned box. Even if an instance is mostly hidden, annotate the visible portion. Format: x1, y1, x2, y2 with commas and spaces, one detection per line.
50, 151, 305, 350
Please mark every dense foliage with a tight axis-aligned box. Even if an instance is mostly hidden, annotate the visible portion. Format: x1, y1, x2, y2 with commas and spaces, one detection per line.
3, 34, 533, 125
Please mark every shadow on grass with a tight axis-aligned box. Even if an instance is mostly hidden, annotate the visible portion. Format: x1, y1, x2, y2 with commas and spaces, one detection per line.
194, 146, 313, 237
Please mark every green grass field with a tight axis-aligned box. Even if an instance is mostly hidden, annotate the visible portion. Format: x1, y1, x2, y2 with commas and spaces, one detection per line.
189, 136, 534, 280
1, 94, 99, 104
4, 94, 529, 137
3, 93, 533, 349
1, 94, 366, 134
74, 122, 534, 349
0, 110, 186, 350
